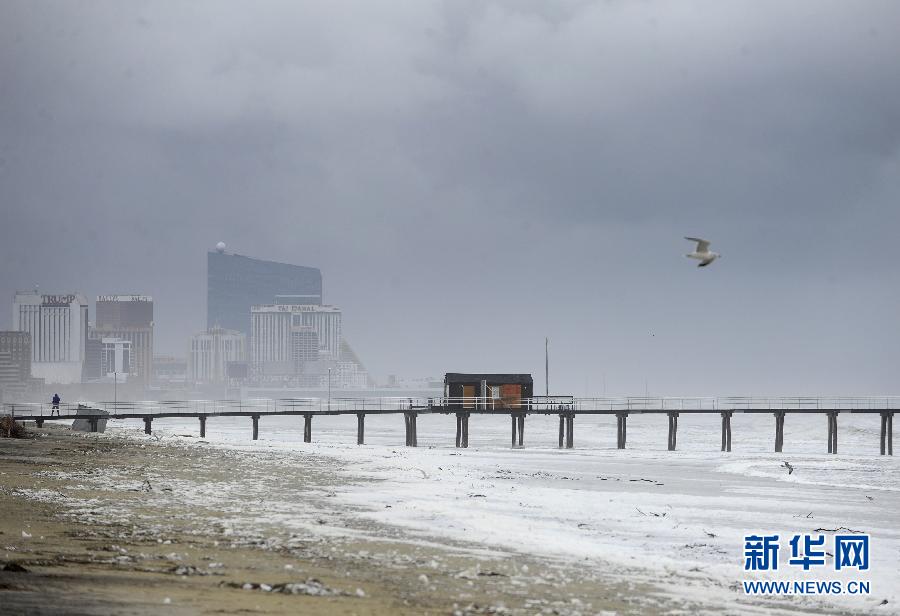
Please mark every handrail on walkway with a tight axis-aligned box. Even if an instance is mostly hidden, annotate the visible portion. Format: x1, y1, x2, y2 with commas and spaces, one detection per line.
4, 395, 900, 418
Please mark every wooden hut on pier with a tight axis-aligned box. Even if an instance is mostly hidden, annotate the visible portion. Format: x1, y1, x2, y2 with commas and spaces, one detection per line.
443, 373, 533, 410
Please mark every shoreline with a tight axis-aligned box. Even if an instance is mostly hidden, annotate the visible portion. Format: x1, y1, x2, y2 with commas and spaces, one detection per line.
1, 424, 660, 615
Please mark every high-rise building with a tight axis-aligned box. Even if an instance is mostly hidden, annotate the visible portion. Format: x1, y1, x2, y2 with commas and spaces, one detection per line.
188, 327, 246, 384
207, 244, 322, 336
92, 295, 154, 383
291, 326, 319, 374
98, 338, 131, 378
12, 292, 89, 384
249, 303, 369, 387
83, 338, 102, 380
152, 355, 187, 387
0, 331, 32, 397
250, 304, 341, 376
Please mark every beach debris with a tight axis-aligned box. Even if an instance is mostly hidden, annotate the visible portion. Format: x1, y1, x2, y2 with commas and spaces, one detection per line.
163, 597, 171, 604
453, 603, 513, 615
418, 573, 429, 585
0, 417, 27, 438
170, 565, 211, 576
782, 461, 794, 475
1, 562, 29, 572
355, 588, 366, 597
21, 531, 31, 539
220, 578, 344, 596
814, 526, 865, 534
628, 478, 663, 486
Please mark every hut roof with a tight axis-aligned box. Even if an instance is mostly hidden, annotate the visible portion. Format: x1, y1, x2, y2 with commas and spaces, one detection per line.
444, 373, 533, 385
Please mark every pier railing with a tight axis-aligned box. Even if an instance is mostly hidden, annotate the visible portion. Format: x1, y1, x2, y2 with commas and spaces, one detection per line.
4, 395, 900, 418
3, 395, 895, 456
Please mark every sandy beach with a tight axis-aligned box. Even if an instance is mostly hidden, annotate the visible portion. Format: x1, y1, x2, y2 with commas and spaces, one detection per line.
0, 424, 657, 616
2, 412, 898, 615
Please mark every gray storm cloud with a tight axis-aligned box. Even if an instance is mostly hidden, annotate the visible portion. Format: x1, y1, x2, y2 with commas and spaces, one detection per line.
1, 0, 899, 395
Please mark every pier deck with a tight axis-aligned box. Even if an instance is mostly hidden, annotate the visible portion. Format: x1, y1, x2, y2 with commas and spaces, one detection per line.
3, 396, 895, 455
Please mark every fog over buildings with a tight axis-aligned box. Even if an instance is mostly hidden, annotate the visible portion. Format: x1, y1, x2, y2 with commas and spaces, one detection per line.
2, 1, 900, 396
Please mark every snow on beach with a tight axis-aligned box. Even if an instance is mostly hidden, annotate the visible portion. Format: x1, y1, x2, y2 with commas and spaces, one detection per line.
111, 411, 900, 613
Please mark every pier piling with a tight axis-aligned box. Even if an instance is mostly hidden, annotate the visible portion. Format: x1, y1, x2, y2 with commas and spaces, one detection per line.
510, 413, 525, 448
357, 413, 365, 445
558, 415, 565, 448
143, 417, 152, 435
252, 414, 259, 440
827, 411, 838, 454
404, 412, 418, 447
890, 413, 894, 456
833, 412, 838, 454
616, 413, 628, 449
565, 413, 574, 448
720, 411, 732, 452
35, 419, 44, 428
199, 415, 206, 438
667, 412, 679, 451
303, 414, 312, 443
880, 412, 893, 456
89, 418, 98, 433
827, 412, 832, 453
774, 411, 785, 452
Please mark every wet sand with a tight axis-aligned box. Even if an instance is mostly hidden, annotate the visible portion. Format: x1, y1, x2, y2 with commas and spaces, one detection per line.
0, 425, 664, 615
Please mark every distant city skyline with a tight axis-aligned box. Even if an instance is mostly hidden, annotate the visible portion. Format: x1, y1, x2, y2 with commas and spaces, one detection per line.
3, 2, 900, 395
207, 246, 322, 336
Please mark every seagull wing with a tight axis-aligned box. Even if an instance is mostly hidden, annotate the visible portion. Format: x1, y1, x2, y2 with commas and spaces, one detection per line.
685, 237, 710, 252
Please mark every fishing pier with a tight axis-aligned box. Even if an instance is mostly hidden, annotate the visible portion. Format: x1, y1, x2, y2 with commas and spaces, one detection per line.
3, 396, 896, 456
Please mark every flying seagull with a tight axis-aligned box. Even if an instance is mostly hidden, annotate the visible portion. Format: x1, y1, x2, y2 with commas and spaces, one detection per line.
685, 237, 720, 267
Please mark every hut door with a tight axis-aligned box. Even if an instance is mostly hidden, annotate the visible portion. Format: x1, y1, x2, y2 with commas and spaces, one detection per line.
462, 385, 475, 408
500, 384, 522, 409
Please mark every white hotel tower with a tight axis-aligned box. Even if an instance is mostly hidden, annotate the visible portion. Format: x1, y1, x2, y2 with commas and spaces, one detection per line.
250, 303, 341, 370
13, 291, 89, 384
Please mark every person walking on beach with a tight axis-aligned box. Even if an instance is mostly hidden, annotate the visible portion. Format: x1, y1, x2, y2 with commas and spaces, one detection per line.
51, 393, 60, 416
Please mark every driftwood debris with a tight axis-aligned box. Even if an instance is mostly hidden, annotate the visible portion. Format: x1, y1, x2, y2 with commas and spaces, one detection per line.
813, 526, 865, 534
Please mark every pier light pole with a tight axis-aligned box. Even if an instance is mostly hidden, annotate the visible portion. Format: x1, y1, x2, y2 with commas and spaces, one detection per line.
328, 367, 332, 411
114, 371, 118, 412
545, 337, 549, 398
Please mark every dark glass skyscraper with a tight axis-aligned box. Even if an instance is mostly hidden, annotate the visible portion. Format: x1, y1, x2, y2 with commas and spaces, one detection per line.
207, 248, 322, 337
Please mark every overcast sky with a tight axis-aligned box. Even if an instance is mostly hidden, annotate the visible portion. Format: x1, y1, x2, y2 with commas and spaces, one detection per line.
2, 1, 899, 395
